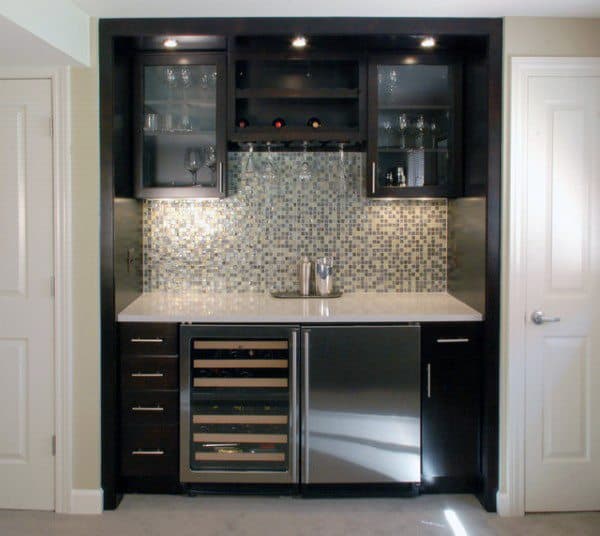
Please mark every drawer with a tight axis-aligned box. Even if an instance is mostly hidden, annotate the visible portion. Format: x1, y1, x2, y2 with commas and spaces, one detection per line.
421, 322, 482, 357
121, 390, 179, 425
121, 425, 178, 477
121, 356, 178, 390
120, 323, 178, 356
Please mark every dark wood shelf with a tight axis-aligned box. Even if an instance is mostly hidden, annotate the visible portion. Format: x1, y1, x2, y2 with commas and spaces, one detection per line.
230, 126, 363, 143
377, 147, 449, 153
236, 88, 359, 99
378, 104, 451, 110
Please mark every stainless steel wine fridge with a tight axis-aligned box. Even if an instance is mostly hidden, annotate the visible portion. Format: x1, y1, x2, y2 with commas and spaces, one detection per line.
180, 325, 299, 484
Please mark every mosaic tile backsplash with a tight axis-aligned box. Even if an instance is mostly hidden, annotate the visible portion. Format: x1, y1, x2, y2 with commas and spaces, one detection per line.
143, 152, 447, 293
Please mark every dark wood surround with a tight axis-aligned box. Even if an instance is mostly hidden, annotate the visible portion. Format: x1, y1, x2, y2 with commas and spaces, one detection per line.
100, 17, 502, 511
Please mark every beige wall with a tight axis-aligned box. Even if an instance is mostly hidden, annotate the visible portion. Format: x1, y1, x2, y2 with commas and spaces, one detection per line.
70, 18, 100, 490
500, 16, 600, 503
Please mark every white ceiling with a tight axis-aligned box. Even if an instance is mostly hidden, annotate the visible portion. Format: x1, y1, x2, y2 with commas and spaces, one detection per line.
73, 0, 600, 18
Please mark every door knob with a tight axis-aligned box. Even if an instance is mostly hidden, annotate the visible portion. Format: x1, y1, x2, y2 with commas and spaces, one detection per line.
531, 310, 561, 325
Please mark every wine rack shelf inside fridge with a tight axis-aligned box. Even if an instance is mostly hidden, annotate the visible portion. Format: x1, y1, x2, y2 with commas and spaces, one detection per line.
181, 327, 298, 483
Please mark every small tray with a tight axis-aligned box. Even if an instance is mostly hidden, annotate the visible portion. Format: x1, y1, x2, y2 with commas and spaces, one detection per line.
270, 291, 343, 299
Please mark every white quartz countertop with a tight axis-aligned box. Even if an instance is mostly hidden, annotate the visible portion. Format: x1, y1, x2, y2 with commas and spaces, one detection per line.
117, 292, 483, 323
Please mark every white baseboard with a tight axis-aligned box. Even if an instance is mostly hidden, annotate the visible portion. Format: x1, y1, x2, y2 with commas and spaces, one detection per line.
70, 489, 103, 514
497, 491, 524, 517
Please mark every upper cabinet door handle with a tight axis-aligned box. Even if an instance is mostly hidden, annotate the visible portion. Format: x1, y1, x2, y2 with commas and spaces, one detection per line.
436, 338, 470, 343
130, 337, 164, 343
218, 161, 224, 194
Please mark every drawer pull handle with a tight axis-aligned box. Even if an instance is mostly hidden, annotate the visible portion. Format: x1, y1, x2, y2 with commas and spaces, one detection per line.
131, 372, 164, 378
132, 406, 164, 412
436, 338, 470, 344
132, 449, 164, 456
130, 338, 164, 343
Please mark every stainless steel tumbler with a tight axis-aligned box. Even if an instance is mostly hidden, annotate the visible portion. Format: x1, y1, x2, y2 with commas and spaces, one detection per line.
298, 256, 312, 296
315, 256, 334, 296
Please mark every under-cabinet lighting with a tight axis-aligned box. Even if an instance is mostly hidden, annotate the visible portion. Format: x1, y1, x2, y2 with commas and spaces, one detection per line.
292, 36, 307, 48
420, 36, 436, 48
163, 38, 179, 49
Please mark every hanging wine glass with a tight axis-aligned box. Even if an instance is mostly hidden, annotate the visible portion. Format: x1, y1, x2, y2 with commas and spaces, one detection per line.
262, 141, 278, 180
298, 141, 312, 181
244, 143, 256, 177
184, 147, 204, 185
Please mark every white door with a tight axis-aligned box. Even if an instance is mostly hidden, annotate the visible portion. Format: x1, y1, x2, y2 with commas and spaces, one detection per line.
525, 71, 600, 511
0, 79, 54, 510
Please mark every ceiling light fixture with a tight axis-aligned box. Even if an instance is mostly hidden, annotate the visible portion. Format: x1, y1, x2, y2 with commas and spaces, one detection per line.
163, 38, 179, 49
420, 36, 436, 48
292, 36, 307, 48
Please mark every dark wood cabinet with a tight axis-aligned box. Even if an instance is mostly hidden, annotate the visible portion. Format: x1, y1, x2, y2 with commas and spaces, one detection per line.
119, 323, 180, 481
367, 56, 462, 198
134, 52, 227, 199
421, 322, 482, 492
228, 52, 366, 145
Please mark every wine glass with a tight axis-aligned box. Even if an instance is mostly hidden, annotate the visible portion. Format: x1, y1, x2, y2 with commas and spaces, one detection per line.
415, 114, 426, 149
397, 113, 408, 149
262, 141, 278, 180
180, 67, 192, 88
184, 147, 204, 185
204, 144, 216, 170
298, 141, 312, 181
382, 119, 393, 147
429, 120, 438, 149
164, 66, 178, 88
244, 143, 256, 177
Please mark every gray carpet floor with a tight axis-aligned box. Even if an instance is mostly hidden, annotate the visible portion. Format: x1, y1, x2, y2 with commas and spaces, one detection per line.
0, 494, 599, 535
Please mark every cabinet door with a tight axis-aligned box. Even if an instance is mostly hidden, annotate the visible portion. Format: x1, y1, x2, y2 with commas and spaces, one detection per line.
421, 350, 481, 489
302, 325, 420, 484
367, 56, 461, 198
135, 52, 227, 199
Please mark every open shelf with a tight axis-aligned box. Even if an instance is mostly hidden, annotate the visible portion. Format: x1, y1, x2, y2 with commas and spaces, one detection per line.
236, 88, 359, 99
231, 126, 362, 143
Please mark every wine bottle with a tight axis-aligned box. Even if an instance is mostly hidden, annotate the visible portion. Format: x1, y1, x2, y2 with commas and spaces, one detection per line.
307, 117, 322, 129
237, 118, 249, 129
272, 117, 286, 129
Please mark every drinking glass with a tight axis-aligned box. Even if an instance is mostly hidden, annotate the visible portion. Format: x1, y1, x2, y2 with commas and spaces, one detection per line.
382, 119, 393, 147
164, 66, 178, 88
204, 144, 216, 170
184, 148, 204, 185
144, 112, 159, 132
180, 67, 192, 88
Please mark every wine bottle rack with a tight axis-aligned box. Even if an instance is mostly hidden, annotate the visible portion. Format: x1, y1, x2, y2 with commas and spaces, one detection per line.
187, 336, 291, 473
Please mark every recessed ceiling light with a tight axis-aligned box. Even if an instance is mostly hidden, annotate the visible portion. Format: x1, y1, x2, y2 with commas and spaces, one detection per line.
420, 36, 436, 48
163, 38, 179, 49
292, 36, 307, 48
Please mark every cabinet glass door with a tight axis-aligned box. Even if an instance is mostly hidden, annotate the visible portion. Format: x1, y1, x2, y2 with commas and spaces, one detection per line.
368, 59, 459, 197
136, 53, 226, 198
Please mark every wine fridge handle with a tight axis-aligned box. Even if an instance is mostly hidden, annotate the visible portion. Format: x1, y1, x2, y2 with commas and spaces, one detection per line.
302, 329, 310, 484
218, 161, 224, 195
290, 330, 299, 482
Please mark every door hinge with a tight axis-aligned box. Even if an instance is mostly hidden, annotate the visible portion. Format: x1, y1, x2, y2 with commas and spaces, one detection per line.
52, 435, 56, 456
50, 275, 55, 298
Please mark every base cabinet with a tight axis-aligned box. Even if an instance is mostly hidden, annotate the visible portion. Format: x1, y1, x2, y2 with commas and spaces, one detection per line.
421, 323, 482, 492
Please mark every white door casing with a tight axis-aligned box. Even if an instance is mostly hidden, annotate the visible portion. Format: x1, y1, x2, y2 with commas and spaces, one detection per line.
503, 58, 600, 515
0, 79, 55, 510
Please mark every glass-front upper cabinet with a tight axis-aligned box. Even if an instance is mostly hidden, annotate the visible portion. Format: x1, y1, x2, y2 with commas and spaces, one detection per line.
135, 53, 227, 198
367, 57, 461, 197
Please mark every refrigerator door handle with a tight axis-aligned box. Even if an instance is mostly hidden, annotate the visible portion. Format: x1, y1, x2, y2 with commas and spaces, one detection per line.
302, 329, 310, 484
290, 330, 299, 482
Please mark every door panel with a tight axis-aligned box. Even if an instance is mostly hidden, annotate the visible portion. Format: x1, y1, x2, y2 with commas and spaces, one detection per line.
525, 74, 600, 512
302, 326, 420, 484
0, 79, 54, 510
